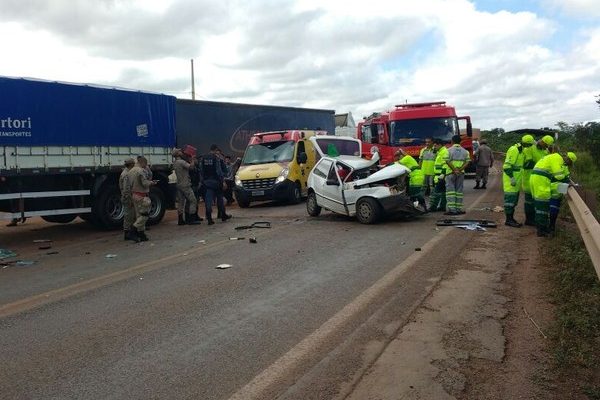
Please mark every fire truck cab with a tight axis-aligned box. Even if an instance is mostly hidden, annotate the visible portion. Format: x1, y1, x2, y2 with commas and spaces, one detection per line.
357, 101, 473, 168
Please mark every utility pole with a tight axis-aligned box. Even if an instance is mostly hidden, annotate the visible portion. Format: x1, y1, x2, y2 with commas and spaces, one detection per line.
190, 59, 196, 100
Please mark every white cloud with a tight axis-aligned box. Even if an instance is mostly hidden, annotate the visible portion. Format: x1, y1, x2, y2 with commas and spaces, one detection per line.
0, 0, 599, 130
541, 0, 600, 18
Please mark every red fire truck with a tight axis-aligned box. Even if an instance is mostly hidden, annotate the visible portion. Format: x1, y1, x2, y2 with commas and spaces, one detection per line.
357, 101, 473, 168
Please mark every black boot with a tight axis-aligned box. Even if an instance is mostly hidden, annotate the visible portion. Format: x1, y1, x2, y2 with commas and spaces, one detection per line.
178, 214, 186, 226
505, 213, 522, 228
549, 214, 558, 232
537, 226, 549, 237
524, 218, 536, 226
138, 231, 149, 241
127, 227, 141, 243
207, 218, 215, 225
123, 230, 129, 241
481, 183, 487, 189
474, 182, 480, 189
186, 213, 201, 225
221, 213, 232, 222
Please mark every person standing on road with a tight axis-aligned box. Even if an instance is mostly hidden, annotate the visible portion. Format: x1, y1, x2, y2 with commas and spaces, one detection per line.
530, 152, 576, 237
201, 145, 231, 225
503, 137, 534, 227
173, 149, 201, 226
419, 137, 436, 196
119, 158, 137, 242
428, 139, 449, 212
128, 156, 156, 241
444, 135, 471, 215
473, 139, 494, 189
395, 149, 427, 211
522, 134, 553, 226
223, 155, 236, 206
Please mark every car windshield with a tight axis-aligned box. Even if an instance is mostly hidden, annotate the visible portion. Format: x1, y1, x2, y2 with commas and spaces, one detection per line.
241, 141, 295, 165
389, 117, 458, 146
315, 139, 360, 157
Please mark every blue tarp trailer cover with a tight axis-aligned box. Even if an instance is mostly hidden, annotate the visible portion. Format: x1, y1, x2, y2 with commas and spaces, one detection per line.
0, 76, 176, 147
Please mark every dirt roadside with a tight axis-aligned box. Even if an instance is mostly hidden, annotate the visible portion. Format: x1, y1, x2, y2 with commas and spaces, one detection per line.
345, 205, 569, 399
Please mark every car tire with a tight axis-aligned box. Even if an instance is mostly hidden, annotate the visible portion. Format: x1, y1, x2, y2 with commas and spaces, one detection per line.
41, 214, 77, 224
356, 197, 382, 224
236, 193, 251, 208
289, 182, 302, 204
306, 192, 321, 217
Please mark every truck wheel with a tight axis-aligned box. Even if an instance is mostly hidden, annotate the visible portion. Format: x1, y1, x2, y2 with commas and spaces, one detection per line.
236, 193, 251, 208
147, 187, 166, 226
306, 192, 321, 217
289, 182, 302, 204
41, 214, 77, 224
94, 185, 124, 229
356, 197, 382, 224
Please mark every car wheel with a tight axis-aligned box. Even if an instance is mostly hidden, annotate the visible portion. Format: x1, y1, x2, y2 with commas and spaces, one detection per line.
289, 182, 302, 204
306, 192, 321, 217
236, 193, 251, 208
356, 197, 382, 224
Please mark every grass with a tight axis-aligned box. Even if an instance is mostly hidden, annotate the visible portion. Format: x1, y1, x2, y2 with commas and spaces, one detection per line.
544, 156, 600, 398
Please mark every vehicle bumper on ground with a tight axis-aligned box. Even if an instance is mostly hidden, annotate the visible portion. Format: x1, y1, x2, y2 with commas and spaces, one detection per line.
234, 179, 295, 202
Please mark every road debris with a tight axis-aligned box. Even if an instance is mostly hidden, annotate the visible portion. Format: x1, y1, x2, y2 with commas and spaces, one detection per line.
0, 249, 17, 260
249, 237, 257, 244
38, 244, 52, 250
234, 221, 271, 230
455, 224, 487, 232
46, 251, 59, 255
229, 237, 245, 241
415, 247, 422, 251
33, 239, 52, 243
15, 260, 36, 267
215, 264, 232, 269
436, 219, 497, 228
198, 240, 207, 244
105, 254, 117, 259
493, 205, 504, 213
523, 307, 548, 339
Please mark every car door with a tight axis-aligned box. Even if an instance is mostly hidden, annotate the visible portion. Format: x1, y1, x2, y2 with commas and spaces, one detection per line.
312, 159, 345, 214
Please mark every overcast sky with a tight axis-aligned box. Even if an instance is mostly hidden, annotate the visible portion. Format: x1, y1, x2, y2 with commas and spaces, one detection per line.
1, 0, 599, 130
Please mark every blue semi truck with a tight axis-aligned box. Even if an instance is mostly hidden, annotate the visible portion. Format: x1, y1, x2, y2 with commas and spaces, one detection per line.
0, 76, 335, 228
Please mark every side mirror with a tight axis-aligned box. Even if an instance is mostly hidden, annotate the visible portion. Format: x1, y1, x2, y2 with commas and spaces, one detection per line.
326, 177, 339, 186
297, 152, 308, 164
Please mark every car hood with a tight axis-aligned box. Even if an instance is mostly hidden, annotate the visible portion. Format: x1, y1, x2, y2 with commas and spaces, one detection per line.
353, 163, 409, 186
237, 162, 287, 179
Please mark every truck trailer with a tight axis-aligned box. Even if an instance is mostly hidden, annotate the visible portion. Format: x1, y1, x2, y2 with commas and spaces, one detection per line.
0, 76, 335, 229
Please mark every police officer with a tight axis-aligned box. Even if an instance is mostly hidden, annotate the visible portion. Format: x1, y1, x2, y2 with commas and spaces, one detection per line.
201, 144, 231, 225
428, 139, 449, 212
419, 137, 436, 196
128, 156, 156, 241
395, 149, 427, 211
530, 152, 576, 237
173, 149, 201, 226
119, 158, 137, 241
444, 135, 471, 215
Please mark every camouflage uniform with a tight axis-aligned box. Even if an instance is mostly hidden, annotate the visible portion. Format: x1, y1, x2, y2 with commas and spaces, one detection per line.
119, 167, 134, 232
174, 158, 197, 215
128, 164, 152, 233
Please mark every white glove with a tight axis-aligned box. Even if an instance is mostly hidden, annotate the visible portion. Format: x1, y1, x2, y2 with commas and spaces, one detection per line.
510, 177, 516, 186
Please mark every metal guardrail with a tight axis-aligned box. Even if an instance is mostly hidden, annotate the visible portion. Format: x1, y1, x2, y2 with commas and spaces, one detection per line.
566, 187, 600, 281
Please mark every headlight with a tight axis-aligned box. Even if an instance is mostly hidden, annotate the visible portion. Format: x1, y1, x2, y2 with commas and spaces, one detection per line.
275, 167, 289, 183
235, 175, 242, 186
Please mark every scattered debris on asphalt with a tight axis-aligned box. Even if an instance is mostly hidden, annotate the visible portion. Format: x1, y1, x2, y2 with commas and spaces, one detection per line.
415, 247, 422, 251
215, 264, 232, 269
234, 221, 271, 230
229, 237, 245, 241
0, 249, 17, 260
493, 205, 504, 213
455, 224, 487, 232
105, 254, 117, 259
46, 251, 59, 255
436, 219, 497, 228
15, 260, 36, 267
198, 240, 206, 244
38, 244, 52, 250
249, 237, 257, 244
33, 239, 52, 243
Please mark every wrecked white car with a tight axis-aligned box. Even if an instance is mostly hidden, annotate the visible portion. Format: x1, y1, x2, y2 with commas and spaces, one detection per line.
306, 136, 423, 224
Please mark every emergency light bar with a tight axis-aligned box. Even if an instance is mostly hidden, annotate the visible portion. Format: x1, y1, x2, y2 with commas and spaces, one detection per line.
394, 101, 446, 109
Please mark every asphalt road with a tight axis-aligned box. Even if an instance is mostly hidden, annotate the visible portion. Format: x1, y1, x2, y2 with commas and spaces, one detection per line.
0, 177, 502, 399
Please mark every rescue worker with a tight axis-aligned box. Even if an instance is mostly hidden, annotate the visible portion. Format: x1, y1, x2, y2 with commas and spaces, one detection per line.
502, 136, 532, 227
419, 137, 436, 196
128, 156, 156, 241
173, 149, 201, 226
444, 135, 471, 215
549, 152, 576, 232
119, 158, 137, 242
395, 149, 427, 211
428, 139, 449, 212
473, 139, 494, 189
522, 134, 554, 225
530, 152, 576, 237
201, 144, 230, 225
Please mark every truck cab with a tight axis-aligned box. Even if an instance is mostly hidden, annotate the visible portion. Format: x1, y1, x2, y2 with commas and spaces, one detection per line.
357, 102, 473, 168
234, 130, 326, 207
